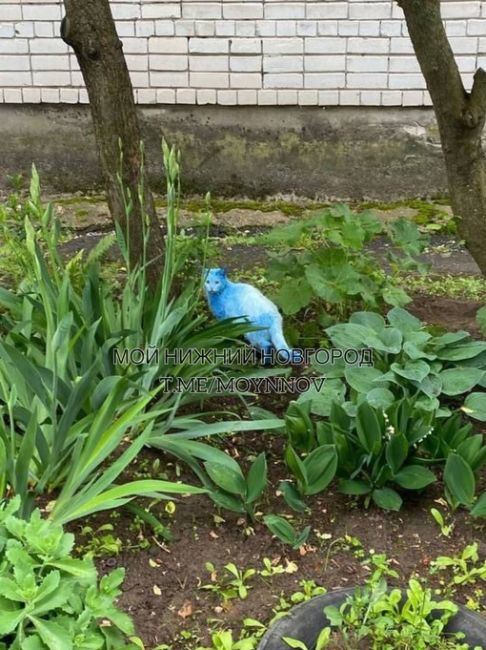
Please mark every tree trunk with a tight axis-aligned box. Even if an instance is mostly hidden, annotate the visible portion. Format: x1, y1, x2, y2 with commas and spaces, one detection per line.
398, 0, 486, 275
61, 0, 164, 282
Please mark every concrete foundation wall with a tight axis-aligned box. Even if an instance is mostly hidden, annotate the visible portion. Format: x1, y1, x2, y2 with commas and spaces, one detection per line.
0, 104, 447, 200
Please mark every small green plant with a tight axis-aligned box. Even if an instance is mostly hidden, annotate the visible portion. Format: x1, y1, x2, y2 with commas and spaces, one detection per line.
202, 562, 256, 605
430, 508, 454, 538
430, 543, 486, 592
478, 305, 486, 337
204, 453, 268, 520
196, 629, 257, 650
282, 444, 338, 507
77, 523, 123, 557
0, 497, 140, 649
263, 514, 311, 550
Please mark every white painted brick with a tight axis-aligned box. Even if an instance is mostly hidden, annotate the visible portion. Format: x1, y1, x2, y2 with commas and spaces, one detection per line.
79, 89, 89, 104
318, 90, 339, 105
318, 21, 339, 36
265, 3, 306, 19
389, 56, 420, 73
263, 37, 303, 54
446, 20, 467, 36
4, 88, 22, 103
112, 4, 141, 20
22, 87, 41, 103
14, 22, 34, 38
177, 88, 196, 103
218, 89, 238, 104
31, 54, 69, 70
0, 55, 30, 70
191, 71, 229, 87
231, 38, 261, 54
305, 54, 344, 71
297, 20, 317, 36
263, 55, 302, 73
196, 21, 215, 36
389, 73, 425, 89
238, 88, 257, 103
197, 88, 217, 103
151, 54, 188, 70
155, 21, 175, 36
29, 38, 68, 54
382, 90, 402, 105
380, 21, 401, 37
150, 37, 187, 53
34, 21, 54, 37
338, 20, 359, 36
359, 21, 380, 37
347, 55, 388, 72
230, 55, 261, 71
41, 88, 60, 103
349, 2, 391, 19
256, 20, 276, 36
137, 88, 157, 103
136, 20, 156, 37
117, 22, 136, 37
156, 88, 176, 102
305, 37, 345, 53
150, 71, 188, 86
277, 89, 298, 104
129, 71, 149, 86
123, 37, 148, 53
257, 89, 277, 104
298, 89, 318, 104
347, 37, 389, 54
224, 4, 263, 20
33, 71, 70, 86
468, 19, 486, 35
264, 73, 303, 88
0, 4, 22, 21
190, 37, 227, 53
190, 55, 228, 71
175, 21, 196, 36
22, 5, 60, 20
0, 24, 15, 38
215, 20, 236, 36
347, 72, 387, 88
0, 39, 28, 54
360, 90, 381, 105
277, 21, 297, 36
340, 89, 360, 104
450, 36, 478, 53
60, 88, 79, 103
402, 90, 424, 106
182, 3, 221, 19
307, 3, 348, 19
442, 2, 480, 19
235, 21, 256, 36
231, 72, 261, 87
304, 72, 345, 88
390, 37, 414, 54
143, 3, 181, 19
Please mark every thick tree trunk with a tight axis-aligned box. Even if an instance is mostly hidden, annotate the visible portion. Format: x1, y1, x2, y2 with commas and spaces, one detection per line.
398, 0, 486, 275
61, 0, 164, 281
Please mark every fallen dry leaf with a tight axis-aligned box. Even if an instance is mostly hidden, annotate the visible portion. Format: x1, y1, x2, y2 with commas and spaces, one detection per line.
178, 601, 193, 619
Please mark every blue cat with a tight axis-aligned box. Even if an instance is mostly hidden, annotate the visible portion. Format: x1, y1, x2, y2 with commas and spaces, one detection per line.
204, 268, 302, 364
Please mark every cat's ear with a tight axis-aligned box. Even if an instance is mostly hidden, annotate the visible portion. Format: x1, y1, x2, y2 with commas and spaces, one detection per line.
220, 267, 228, 277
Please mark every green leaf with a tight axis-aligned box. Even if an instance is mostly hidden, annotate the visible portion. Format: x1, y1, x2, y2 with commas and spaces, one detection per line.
246, 453, 267, 504
356, 402, 382, 454
440, 368, 484, 396
436, 341, 486, 361
463, 392, 486, 421
279, 481, 307, 513
386, 433, 409, 475
391, 360, 430, 383
285, 446, 307, 487
345, 366, 384, 394
204, 461, 246, 496
303, 445, 337, 495
338, 479, 372, 496
387, 307, 422, 333
372, 487, 402, 511
283, 638, 308, 650
366, 388, 395, 410
30, 617, 73, 650
471, 491, 486, 518
263, 515, 295, 546
444, 453, 476, 507
393, 465, 436, 490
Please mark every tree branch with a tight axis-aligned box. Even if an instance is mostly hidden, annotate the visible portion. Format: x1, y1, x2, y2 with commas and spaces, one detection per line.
465, 68, 486, 129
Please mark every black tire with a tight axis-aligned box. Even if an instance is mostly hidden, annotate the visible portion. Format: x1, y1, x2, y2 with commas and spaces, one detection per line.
258, 587, 486, 649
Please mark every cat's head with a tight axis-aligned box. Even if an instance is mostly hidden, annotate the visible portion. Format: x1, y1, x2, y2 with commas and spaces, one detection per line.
204, 267, 228, 295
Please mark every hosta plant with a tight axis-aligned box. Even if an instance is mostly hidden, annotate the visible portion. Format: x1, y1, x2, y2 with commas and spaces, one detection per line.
0, 497, 139, 650
306, 307, 486, 417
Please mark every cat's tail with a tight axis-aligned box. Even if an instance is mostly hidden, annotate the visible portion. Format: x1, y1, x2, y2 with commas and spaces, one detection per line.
270, 327, 304, 364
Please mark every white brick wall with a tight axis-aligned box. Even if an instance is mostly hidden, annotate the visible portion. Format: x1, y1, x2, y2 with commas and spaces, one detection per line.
0, 0, 484, 106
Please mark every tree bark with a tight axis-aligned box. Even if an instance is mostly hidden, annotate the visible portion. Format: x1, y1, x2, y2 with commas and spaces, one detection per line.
398, 0, 486, 275
61, 0, 164, 281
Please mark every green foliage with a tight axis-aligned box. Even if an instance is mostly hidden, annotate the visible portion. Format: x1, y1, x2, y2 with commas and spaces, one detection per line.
477, 305, 486, 337
202, 562, 256, 605
204, 452, 268, 520
430, 543, 486, 592
261, 205, 428, 342
0, 497, 139, 650
283, 444, 338, 500
311, 307, 486, 416
263, 515, 310, 550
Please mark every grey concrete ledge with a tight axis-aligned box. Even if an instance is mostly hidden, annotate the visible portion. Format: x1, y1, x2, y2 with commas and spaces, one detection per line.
0, 104, 446, 200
